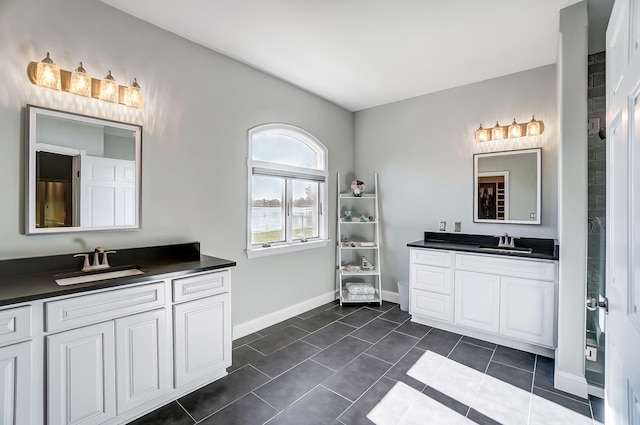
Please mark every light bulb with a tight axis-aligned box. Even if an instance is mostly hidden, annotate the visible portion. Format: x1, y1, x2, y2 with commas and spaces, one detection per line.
99, 70, 118, 103
35, 52, 61, 90
70, 62, 91, 97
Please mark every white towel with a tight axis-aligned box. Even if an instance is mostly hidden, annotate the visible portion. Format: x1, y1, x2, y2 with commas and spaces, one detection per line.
347, 293, 376, 301
346, 282, 376, 295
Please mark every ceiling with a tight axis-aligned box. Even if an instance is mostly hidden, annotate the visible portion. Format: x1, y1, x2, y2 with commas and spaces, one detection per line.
100, 0, 610, 112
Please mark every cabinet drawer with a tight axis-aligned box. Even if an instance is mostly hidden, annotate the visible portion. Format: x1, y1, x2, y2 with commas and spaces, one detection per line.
411, 249, 452, 267
410, 289, 452, 322
410, 264, 452, 295
0, 306, 31, 346
455, 253, 556, 281
46, 282, 166, 332
173, 270, 230, 303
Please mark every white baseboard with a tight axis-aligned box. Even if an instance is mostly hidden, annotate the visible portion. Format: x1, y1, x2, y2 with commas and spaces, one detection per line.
554, 369, 589, 399
233, 290, 400, 340
588, 384, 604, 399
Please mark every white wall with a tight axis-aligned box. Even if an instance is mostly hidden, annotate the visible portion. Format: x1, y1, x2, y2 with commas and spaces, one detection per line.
354, 65, 558, 292
0, 0, 353, 327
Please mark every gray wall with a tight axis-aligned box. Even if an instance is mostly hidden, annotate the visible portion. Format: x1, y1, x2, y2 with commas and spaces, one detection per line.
0, 0, 353, 327
354, 65, 558, 292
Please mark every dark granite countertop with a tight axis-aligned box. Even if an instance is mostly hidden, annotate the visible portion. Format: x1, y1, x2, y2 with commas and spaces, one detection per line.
0, 242, 236, 307
407, 232, 559, 261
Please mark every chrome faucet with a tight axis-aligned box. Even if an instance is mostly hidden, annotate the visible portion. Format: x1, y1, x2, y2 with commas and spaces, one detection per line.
74, 247, 117, 272
497, 233, 518, 248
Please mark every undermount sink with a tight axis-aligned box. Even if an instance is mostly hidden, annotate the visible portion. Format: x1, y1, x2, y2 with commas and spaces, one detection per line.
477, 245, 533, 254
55, 267, 145, 286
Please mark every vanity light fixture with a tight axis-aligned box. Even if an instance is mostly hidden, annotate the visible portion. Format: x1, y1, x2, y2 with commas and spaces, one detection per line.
99, 70, 118, 103
475, 116, 544, 142
69, 62, 91, 97
31, 52, 62, 90
27, 53, 143, 109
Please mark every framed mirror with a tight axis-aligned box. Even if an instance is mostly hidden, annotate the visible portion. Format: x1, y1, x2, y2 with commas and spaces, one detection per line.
25, 105, 142, 234
473, 148, 541, 225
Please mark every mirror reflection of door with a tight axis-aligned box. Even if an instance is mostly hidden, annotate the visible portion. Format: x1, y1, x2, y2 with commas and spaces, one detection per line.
35, 150, 79, 228
477, 172, 508, 220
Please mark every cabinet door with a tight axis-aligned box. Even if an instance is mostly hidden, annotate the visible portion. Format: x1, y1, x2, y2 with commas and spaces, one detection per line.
411, 289, 452, 322
116, 309, 169, 414
410, 264, 451, 295
454, 270, 500, 333
500, 277, 555, 347
47, 322, 116, 425
0, 341, 32, 425
173, 293, 231, 388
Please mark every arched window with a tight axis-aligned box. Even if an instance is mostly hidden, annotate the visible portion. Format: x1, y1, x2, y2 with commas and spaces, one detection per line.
247, 124, 329, 258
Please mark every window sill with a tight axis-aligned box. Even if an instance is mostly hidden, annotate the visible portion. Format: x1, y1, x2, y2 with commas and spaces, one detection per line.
246, 239, 330, 259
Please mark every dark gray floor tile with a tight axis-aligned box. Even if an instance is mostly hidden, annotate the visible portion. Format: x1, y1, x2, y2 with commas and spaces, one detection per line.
248, 326, 309, 355
378, 306, 411, 324
533, 387, 592, 418
266, 386, 351, 425
384, 348, 428, 391
257, 317, 304, 336
252, 340, 321, 378
339, 308, 381, 327
178, 365, 270, 421
296, 310, 344, 332
254, 360, 334, 411
590, 395, 605, 423
303, 321, 357, 349
448, 341, 493, 372
364, 302, 397, 312
467, 408, 502, 425
365, 331, 419, 364
493, 345, 535, 372
313, 336, 372, 371
338, 377, 396, 425
423, 386, 469, 416
486, 361, 533, 392
233, 332, 262, 349
534, 356, 586, 402
394, 321, 431, 339
297, 302, 338, 319
128, 401, 194, 425
199, 393, 276, 425
350, 318, 398, 343
328, 303, 365, 316
229, 345, 265, 372
416, 328, 461, 356
460, 335, 497, 350
323, 354, 391, 402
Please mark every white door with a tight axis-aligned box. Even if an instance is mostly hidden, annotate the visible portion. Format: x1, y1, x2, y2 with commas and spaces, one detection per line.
79, 155, 136, 227
47, 322, 116, 425
0, 342, 31, 425
606, 0, 640, 422
454, 270, 500, 333
115, 309, 169, 414
173, 293, 231, 388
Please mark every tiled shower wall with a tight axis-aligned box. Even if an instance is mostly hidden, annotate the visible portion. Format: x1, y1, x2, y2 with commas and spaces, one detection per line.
586, 51, 606, 386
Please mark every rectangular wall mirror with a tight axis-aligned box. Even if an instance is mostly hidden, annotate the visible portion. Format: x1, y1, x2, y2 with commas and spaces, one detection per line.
25, 105, 142, 234
473, 148, 541, 225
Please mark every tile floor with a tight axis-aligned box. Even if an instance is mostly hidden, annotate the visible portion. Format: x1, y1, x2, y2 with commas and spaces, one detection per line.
130, 301, 605, 425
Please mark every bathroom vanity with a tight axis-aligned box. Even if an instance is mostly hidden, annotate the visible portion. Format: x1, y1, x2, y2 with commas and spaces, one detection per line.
0, 242, 235, 425
408, 232, 558, 357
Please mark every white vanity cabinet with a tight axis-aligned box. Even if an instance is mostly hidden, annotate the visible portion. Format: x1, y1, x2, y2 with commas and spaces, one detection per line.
46, 282, 168, 425
0, 306, 32, 425
172, 270, 231, 388
410, 248, 558, 355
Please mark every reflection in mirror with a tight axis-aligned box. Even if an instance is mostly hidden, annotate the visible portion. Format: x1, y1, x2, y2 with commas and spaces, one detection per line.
26, 105, 142, 234
473, 148, 541, 225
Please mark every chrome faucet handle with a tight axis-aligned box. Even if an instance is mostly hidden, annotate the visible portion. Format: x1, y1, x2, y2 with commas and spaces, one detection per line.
101, 251, 116, 267
74, 253, 91, 271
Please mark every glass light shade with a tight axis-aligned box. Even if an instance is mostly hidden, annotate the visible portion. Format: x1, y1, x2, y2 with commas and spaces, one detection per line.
508, 119, 523, 138
99, 70, 118, 103
35, 52, 61, 90
475, 124, 490, 142
526, 116, 542, 136
491, 121, 505, 140
125, 78, 143, 109
69, 62, 91, 97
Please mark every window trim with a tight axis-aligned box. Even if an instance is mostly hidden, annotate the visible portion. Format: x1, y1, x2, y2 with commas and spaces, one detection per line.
246, 123, 329, 258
